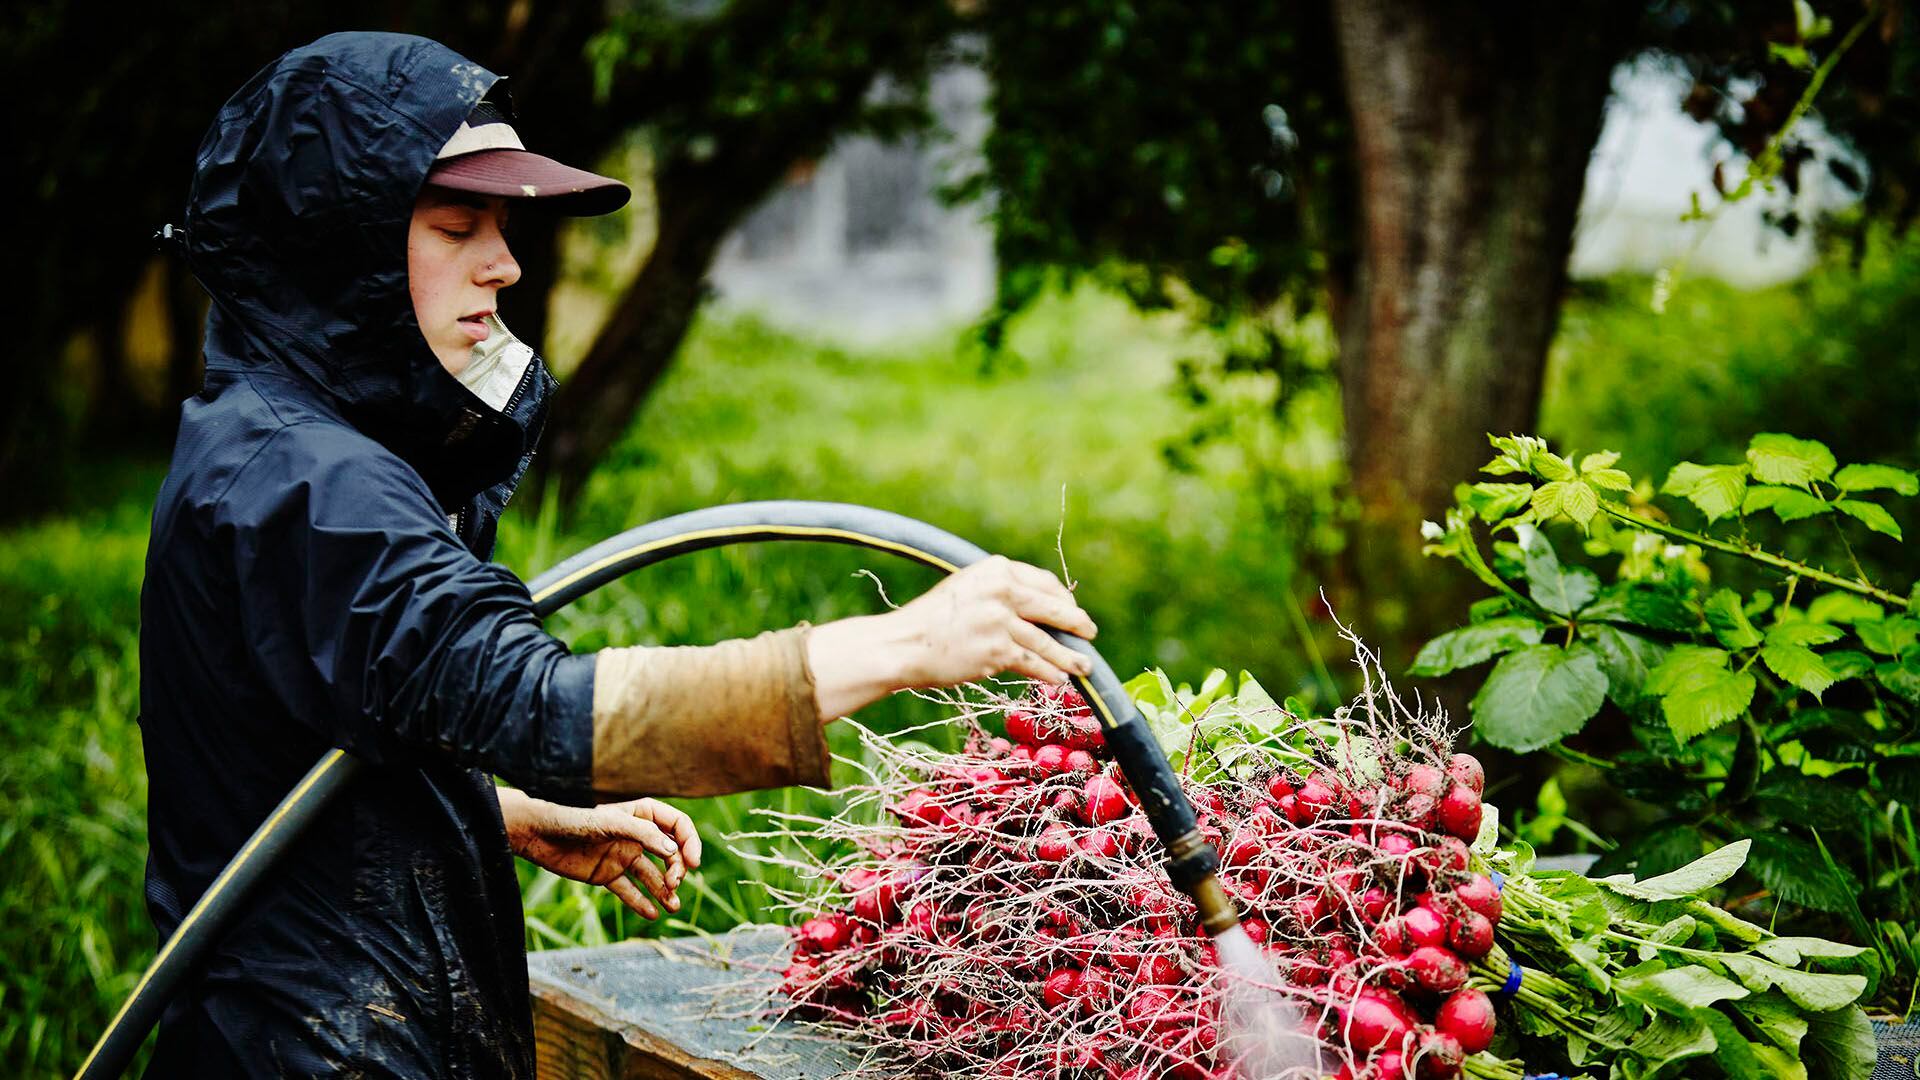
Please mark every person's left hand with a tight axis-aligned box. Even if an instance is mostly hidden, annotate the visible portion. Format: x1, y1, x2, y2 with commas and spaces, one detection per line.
497, 789, 702, 919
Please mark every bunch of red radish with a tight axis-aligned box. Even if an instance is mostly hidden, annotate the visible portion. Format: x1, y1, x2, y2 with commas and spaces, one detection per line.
776, 682, 1506, 1080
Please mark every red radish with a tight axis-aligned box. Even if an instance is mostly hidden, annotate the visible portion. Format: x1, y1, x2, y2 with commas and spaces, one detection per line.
1035, 824, 1075, 862
905, 902, 938, 938
1416, 1030, 1464, 1079
1437, 784, 1483, 841
1338, 989, 1416, 1051
1276, 793, 1299, 822
1079, 829, 1121, 859
1440, 836, 1473, 873
1374, 1050, 1408, 1079
1050, 790, 1080, 816
1032, 743, 1070, 775
1223, 833, 1263, 868
1405, 945, 1468, 993
1241, 915, 1269, 945
1448, 912, 1494, 959
1267, 773, 1296, 801
1041, 967, 1082, 1008
890, 789, 948, 827
1004, 709, 1037, 744
1295, 777, 1336, 821
1359, 886, 1391, 923
1083, 775, 1130, 824
1446, 753, 1484, 795
987, 736, 1011, 757
1400, 793, 1438, 831
1375, 917, 1412, 957
1402, 763, 1445, 799
1379, 832, 1416, 859
799, 915, 850, 953
1454, 874, 1502, 923
1140, 953, 1182, 984
1065, 748, 1096, 774
1011, 744, 1034, 763
1402, 905, 1447, 949
1435, 988, 1495, 1053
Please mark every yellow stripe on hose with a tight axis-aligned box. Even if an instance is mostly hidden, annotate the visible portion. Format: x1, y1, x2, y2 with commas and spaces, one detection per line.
529, 525, 960, 606
75, 749, 354, 1079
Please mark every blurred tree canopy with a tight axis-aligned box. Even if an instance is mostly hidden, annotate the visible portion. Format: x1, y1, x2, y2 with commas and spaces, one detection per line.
967, 0, 1918, 641
12, 1, 1919, 627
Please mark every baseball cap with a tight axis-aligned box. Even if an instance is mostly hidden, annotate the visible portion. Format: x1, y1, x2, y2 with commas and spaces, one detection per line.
425, 100, 630, 216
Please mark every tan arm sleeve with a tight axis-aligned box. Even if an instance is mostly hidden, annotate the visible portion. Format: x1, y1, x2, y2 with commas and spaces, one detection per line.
590, 626, 829, 798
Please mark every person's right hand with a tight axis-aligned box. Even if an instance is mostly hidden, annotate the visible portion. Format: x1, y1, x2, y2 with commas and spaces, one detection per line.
805, 555, 1098, 719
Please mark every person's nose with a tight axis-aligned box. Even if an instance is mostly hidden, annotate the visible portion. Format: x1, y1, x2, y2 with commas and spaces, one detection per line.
477, 227, 521, 289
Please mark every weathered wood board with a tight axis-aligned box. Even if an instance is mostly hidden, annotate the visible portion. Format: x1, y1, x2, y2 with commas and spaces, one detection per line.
528, 927, 865, 1080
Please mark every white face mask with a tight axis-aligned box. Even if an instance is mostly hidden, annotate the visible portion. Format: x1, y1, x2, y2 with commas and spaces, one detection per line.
455, 313, 535, 412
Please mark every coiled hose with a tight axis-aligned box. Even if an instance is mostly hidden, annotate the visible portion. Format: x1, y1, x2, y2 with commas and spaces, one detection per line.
77, 500, 1230, 1078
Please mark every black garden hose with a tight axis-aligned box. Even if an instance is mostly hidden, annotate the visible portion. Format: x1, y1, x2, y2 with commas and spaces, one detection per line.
77, 500, 1229, 1079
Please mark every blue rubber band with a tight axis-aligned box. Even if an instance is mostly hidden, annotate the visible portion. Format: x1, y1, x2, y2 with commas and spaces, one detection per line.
1495, 960, 1523, 1000
1491, 870, 1506, 892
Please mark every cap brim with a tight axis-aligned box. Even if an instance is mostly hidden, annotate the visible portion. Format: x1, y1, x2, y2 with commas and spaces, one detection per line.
425, 149, 630, 217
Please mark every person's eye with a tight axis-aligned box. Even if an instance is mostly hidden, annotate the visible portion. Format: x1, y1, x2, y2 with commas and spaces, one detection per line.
438, 225, 474, 241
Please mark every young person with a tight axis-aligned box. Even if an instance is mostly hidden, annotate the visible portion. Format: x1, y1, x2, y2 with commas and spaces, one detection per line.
142, 31, 1094, 1075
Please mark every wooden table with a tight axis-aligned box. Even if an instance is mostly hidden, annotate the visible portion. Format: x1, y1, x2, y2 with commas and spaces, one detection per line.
528, 928, 865, 1080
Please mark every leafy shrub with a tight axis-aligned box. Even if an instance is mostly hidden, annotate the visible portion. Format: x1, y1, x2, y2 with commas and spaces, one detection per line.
1416, 432, 1918, 1007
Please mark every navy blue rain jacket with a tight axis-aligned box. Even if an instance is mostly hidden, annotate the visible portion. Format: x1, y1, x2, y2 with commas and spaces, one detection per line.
140, 32, 596, 1076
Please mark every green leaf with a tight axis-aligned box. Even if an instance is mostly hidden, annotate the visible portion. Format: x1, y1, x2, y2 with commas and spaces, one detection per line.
1753, 771, 1867, 830
1818, 650, 1874, 683
1519, 526, 1600, 615
1463, 481, 1534, 523
1855, 616, 1919, 656
1647, 645, 1755, 741
1662, 462, 1751, 522
1746, 831, 1861, 914
1580, 583, 1695, 632
1560, 480, 1600, 529
1751, 936, 1872, 967
1467, 643, 1608, 752
1705, 589, 1764, 649
1834, 498, 1903, 540
1746, 433, 1837, 489
1581, 623, 1667, 711
1742, 485, 1832, 522
1467, 596, 1513, 622
1876, 650, 1920, 702
1579, 451, 1633, 492
1597, 839, 1749, 901
1407, 616, 1547, 677
1766, 622, 1846, 648
1535, 451, 1575, 481
1761, 643, 1838, 699
1721, 954, 1867, 1012
1802, 1006, 1877, 1080
1804, 592, 1884, 624
1615, 966, 1749, 1014
1735, 992, 1809, 1052
1620, 1009, 1719, 1076
1833, 462, 1919, 496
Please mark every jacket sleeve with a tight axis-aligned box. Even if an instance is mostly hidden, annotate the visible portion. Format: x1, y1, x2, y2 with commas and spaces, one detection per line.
227, 429, 596, 804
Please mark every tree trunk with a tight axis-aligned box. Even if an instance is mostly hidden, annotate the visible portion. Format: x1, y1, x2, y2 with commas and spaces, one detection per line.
1329, 1, 1625, 653
540, 158, 787, 500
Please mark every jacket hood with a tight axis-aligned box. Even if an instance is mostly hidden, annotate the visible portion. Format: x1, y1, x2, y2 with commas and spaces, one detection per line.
183, 31, 536, 501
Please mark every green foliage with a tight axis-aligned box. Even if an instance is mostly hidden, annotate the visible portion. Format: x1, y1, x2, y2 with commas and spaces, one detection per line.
1419, 430, 1919, 1009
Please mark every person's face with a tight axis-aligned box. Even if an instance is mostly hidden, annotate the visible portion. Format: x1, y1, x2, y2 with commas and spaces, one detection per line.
408, 186, 520, 376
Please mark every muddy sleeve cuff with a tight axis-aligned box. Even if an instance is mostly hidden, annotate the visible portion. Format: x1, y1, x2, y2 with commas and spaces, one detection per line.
590, 625, 829, 798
